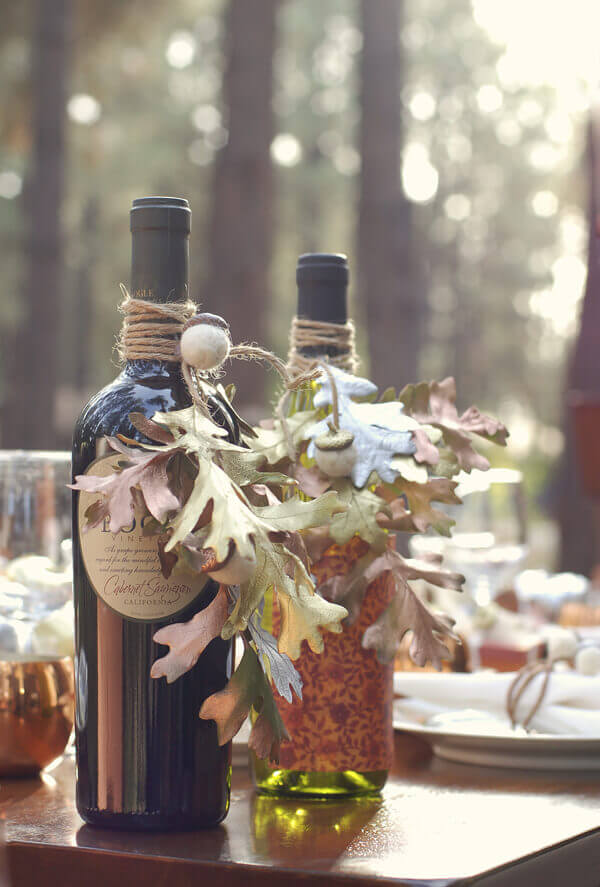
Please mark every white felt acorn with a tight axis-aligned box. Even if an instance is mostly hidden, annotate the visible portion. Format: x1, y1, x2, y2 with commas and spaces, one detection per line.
314, 424, 357, 478
543, 626, 578, 662
575, 645, 600, 676
180, 313, 231, 372
208, 548, 257, 587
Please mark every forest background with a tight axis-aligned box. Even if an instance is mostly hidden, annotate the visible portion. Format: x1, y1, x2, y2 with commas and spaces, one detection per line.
1, 0, 599, 571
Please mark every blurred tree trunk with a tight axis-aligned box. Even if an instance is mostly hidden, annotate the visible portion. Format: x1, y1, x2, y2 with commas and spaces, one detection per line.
2, 0, 72, 448
74, 196, 99, 388
357, 0, 423, 390
202, 0, 280, 413
552, 117, 600, 574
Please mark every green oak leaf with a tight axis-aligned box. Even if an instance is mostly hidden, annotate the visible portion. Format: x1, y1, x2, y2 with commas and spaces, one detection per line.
277, 570, 347, 659
253, 490, 344, 533
215, 446, 293, 489
244, 410, 317, 466
223, 541, 347, 659
328, 478, 391, 552
167, 454, 280, 561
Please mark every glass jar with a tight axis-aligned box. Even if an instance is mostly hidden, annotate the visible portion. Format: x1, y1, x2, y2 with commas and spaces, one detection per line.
252, 536, 394, 797
0, 450, 72, 657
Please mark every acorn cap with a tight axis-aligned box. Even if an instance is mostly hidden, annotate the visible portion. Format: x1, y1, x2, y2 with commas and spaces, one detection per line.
183, 313, 230, 333
315, 428, 355, 451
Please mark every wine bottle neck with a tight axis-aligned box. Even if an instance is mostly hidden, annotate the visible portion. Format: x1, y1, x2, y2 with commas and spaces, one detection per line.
130, 228, 190, 304
296, 254, 349, 358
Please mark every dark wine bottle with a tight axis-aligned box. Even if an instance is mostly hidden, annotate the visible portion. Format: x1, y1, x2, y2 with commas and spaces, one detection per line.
72, 197, 233, 830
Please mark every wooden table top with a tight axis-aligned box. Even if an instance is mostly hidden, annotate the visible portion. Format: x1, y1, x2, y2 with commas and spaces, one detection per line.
2, 733, 600, 887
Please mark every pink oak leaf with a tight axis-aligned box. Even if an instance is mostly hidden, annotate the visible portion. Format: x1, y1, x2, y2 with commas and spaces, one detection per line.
151, 587, 229, 683
71, 437, 181, 533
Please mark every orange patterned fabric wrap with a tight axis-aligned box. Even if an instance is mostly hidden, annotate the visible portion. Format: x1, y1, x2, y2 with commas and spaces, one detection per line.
271, 536, 395, 773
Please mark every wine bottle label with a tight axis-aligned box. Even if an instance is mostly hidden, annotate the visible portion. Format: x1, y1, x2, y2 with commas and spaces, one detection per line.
78, 454, 205, 621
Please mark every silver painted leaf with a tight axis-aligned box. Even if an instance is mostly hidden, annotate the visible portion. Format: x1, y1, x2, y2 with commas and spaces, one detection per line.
307, 366, 417, 487
307, 398, 416, 487
247, 614, 303, 704
312, 365, 378, 407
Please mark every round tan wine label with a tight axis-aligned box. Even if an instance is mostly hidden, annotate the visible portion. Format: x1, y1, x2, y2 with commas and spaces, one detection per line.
78, 454, 204, 621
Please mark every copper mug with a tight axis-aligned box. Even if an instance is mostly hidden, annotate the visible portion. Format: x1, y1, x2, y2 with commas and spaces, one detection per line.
0, 655, 74, 777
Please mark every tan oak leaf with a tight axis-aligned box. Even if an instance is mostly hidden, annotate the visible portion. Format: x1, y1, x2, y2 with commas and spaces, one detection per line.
199, 646, 289, 758
248, 712, 285, 763
361, 548, 463, 668
243, 411, 317, 467
382, 477, 461, 537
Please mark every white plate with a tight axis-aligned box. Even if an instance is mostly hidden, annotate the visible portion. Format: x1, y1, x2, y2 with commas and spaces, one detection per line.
393, 700, 600, 771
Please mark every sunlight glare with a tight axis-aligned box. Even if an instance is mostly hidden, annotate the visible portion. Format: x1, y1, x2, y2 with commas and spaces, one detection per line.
67, 94, 101, 125
166, 31, 196, 69
402, 143, 439, 203
472, 0, 600, 97
409, 91, 437, 121
271, 133, 302, 167
0, 171, 22, 199
530, 191, 559, 218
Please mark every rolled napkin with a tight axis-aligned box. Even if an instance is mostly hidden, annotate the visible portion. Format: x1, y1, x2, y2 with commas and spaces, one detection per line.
394, 671, 600, 736
29, 601, 74, 658
6, 555, 72, 611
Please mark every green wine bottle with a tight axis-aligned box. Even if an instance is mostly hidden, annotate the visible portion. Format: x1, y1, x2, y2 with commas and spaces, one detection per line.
251, 253, 392, 797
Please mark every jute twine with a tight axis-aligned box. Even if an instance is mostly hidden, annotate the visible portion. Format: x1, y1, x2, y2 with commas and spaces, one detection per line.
115, 289, 320, 421
506, 661, 555, 730
506, 650, 579, 731
116, 287, 196, 363
286, 316, 358, 377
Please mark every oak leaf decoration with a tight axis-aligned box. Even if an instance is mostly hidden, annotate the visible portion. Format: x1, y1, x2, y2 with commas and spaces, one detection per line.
248, 712, 284, 762
360, 548, 463, 668
199, 645, 289, 760
71, 437, 181, 533
328, 479, 391, 552
294, 464, 332, 498
378, 477, 461, 537
151, 587, 229, 683
247, 613, 303, 703
306, 394, 416, 488
253, 490, 344, 533
398, 377, 508, 472
277, 566, 347, 659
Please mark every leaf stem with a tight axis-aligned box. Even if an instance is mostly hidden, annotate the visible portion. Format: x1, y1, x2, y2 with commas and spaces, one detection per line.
317, 361, 341, 428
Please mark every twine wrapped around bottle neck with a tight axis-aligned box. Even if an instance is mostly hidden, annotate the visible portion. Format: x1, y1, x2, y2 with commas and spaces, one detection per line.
286, 316, 358, 377
116, 287, 322, 428
116, 288, 196, 364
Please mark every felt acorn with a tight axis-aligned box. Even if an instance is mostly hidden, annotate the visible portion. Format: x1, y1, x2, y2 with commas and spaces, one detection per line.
544, 626, 578, 662
314, 424, 357, 478
180, 313, 232, 372
575, 645, 600, 676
